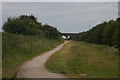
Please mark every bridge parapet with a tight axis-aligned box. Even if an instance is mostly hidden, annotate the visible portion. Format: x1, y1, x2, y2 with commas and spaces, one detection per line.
61, 33, 79, 39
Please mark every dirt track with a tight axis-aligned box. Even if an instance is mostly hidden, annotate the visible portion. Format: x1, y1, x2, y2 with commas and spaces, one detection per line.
17, 41, 68, 78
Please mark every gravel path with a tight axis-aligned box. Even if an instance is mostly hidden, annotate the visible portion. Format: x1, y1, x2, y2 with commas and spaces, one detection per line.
17, 41, 68, 78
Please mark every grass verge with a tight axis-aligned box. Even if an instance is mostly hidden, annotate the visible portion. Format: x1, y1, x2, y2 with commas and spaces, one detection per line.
45, 41, 118, 78
2, 32, 63, 78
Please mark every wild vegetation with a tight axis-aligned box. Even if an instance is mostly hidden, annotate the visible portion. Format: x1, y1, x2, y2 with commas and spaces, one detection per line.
46, 18, 119, 78
2, 15, 63, 78
70, 18, 120, 49
3, 15, 61, 39
2, 15, 119, 78
46, 41, 118, 78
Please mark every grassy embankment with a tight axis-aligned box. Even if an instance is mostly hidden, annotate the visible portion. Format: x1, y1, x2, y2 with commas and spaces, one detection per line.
2, 32, 63, 78
46, 41, 118, 78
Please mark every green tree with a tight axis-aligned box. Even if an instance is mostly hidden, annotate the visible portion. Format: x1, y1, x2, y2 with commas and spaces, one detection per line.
2, 15, 61, 40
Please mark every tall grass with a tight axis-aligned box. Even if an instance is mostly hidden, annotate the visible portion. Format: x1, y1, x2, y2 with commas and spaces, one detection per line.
45, 41, 118, 78
2, 32, 63, 78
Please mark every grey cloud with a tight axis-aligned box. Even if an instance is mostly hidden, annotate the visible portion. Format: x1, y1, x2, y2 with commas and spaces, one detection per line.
2, 2, 118, 33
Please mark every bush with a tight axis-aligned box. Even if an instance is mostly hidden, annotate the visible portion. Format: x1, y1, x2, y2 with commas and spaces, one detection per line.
2, 15, 61, 40
71, 18, 120, 49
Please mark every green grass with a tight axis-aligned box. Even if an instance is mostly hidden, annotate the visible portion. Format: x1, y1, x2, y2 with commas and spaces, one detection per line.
45, 41, 118, 78
2, 32, 63, 78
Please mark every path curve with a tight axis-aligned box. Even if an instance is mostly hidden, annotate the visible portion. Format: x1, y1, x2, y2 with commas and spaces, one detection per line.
17, 41, 68, 78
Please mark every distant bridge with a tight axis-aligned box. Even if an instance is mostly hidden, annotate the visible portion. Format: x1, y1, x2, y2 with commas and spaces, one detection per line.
61, 33, 79, 39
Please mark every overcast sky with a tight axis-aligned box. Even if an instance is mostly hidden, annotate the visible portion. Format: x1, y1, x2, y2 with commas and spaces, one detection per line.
1, 2, 118, 33
1, 0, 120, 2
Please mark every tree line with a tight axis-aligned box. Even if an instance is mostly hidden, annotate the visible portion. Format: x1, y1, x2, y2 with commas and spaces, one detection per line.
70, 18, 120, 49
2, 15, 61, 40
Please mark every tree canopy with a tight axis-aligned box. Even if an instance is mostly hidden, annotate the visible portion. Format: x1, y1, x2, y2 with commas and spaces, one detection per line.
2, 15, 61, 40
70, 18, 119, 49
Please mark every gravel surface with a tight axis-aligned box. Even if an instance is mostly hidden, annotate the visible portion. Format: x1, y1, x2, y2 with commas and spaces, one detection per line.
17, 41, 68, 78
